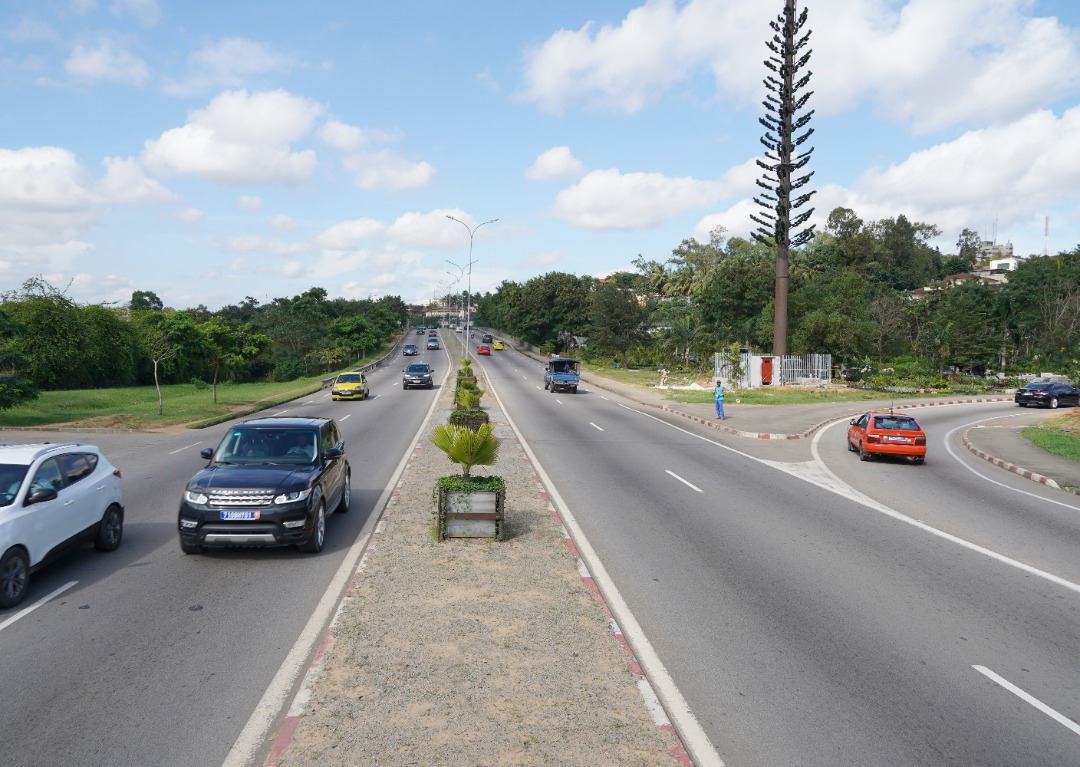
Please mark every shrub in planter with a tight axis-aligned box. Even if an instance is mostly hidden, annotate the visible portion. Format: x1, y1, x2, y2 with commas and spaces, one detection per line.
456, 387, 483, 410
448, 408, 490, 429
430, 422, 504, 540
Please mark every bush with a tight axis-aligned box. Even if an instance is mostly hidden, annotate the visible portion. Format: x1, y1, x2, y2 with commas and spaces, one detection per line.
191, 378, 209, 391
270, 359, 305, 382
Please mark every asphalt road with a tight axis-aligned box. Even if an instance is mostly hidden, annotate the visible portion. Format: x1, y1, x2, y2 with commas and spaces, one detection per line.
0, 342, 450, 767
476, 343, 1080, 767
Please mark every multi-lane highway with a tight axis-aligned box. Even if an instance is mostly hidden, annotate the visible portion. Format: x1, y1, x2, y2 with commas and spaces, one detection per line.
3, 330, 1079, 767
475, 341, 1080, 767
0, 341, 452, 767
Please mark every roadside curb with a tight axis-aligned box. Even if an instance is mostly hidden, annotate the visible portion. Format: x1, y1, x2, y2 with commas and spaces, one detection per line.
960, 428, 1062, 490
657, 397, 1016, 441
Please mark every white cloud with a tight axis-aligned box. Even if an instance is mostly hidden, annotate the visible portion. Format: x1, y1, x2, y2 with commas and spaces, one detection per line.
96, 156, 175, 203
319, 119, 366, 151
0, 147, 97, 247
521, 0, 1080, 132
6, 17, 59, 44
141, 89, 321, 185
550, 168, 726, 230
221, 235, 311, 257
343, 150, 435, 191
163, 37, 296, 96
65, 38, 150, 85
238, 195, 262, 211
526, 146, 585, 180
110, 0, 160, 27
176, 207, 203, 224
269, 214, 297, 231
314, 218, 387, 250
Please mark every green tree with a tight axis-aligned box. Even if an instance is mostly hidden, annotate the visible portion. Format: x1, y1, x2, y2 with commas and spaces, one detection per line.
0, 306, 37, 410
134, 313, 181, 415
130, 290, 164, 313
199, 317, 271, 403
587, 283, 649, 365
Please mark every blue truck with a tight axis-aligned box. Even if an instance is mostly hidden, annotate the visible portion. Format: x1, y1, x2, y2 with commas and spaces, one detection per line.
543, 357, 580, 394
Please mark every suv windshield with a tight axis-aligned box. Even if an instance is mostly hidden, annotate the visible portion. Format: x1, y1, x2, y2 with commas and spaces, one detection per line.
215, 429, 319, 464
405, 364, 430, 374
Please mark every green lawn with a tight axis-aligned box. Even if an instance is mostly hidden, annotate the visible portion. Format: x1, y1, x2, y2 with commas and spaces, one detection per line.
0, 378, 329, 430
1023, 413, 1080, 464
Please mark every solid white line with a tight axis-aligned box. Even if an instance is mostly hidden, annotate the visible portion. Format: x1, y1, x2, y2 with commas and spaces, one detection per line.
943, 416, 1080, 512
222, 366, 450, 767
589, 422, 604, 431
555, 399, 563, 405
486, 376, 725, 766
339, 414, 351, 421
973, 665, 1080, 736
618, 403, 1080, 597
665, 470, 703, 493
0, 581, 78, 632
168, 442, 203, 455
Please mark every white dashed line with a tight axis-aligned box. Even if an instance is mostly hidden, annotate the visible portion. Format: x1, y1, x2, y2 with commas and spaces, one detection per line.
973, 665, 1080, 736
665, 470, 703, 493
0, 581, 78, 632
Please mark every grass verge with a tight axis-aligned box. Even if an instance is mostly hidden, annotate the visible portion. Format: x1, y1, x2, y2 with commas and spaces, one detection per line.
1023, 412, 1080, 464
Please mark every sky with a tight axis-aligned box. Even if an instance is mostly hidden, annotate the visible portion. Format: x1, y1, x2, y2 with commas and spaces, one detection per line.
2, 0, 1080, 311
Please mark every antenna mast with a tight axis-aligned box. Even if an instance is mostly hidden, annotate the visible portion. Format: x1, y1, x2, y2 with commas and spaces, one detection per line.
1043, 216, 1049, 257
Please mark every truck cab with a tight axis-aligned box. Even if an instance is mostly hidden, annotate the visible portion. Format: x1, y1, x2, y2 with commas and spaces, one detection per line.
543, 357, 580, 394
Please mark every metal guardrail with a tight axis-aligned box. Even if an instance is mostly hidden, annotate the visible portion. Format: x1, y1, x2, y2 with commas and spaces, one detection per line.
319, 335, 409, 388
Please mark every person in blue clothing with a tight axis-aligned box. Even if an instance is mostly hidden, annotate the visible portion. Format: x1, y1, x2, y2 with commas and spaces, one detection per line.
714, 380, 725, 420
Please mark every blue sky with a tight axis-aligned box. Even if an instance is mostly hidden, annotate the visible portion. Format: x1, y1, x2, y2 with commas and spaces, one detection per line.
2, 0, 1080, 311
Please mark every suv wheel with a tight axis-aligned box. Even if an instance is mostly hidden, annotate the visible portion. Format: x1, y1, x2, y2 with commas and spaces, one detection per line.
336, 470, 351, 514
94, 504, 124, 552
0, 548, 30, 609
299, 501, 326, 553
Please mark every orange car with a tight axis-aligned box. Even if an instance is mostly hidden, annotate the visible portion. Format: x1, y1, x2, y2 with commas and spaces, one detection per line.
847, 411, 927, 464
476, 345, 491, 355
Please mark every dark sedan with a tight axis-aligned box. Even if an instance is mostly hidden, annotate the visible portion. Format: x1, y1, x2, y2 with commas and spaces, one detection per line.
1015, 381, 1080, 408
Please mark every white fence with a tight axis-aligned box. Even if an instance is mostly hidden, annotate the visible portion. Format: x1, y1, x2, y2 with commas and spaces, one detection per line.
714, 352, 832, 388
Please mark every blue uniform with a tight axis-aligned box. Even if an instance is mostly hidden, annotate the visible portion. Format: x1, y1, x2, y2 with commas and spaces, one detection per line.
714, 384, 725, 419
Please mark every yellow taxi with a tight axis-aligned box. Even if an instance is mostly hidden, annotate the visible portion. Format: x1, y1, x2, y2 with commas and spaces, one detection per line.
492, 340, 505, 351
330, 371, 369, 401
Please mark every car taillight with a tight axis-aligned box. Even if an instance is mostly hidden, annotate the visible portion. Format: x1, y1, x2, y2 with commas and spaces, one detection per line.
914, 436, 926, 445
866, 434, 881, 443
113, 468, 122, 478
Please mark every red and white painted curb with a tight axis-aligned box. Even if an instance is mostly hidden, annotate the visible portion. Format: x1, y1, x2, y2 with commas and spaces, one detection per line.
961, 429, 1061, 489
661, 397, 1014, 440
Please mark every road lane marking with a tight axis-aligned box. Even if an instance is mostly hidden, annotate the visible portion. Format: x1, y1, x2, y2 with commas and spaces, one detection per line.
973, 665, 1080, 736
223, 376, 448, 767
489, 382, 725, 766
666, 470, 702, 493
555, 399, 564, 405
339, 414, 351, 421
0, 581, 78, 632
169, 442, 204, 455
620, 404, 1080, 598
589, 422, 604, 431
943, 416, 1080, 512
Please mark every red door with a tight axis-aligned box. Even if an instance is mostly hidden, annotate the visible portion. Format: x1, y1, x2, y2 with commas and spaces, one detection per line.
761, 356, 773, 385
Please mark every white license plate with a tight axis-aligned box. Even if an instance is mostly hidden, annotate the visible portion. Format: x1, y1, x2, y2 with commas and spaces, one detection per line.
220, 511, 260, 520
884, 435, 908, 442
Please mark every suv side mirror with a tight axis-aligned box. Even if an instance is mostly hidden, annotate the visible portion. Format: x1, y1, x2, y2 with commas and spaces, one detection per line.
25, 487, 58, 505
200, 447, 214, 459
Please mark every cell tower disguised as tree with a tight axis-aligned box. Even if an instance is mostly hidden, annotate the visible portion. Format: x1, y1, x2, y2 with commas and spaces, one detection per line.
750, 0, 817, 360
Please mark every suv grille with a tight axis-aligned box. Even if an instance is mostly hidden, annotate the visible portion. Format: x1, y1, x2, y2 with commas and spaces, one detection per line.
208, 489, 275, 507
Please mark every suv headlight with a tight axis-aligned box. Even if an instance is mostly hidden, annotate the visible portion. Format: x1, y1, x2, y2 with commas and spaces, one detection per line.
184, 489, 209, 505
274, 488, 313, 504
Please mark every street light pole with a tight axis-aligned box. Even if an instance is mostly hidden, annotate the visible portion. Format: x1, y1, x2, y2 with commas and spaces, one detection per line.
446, 215, 497, 357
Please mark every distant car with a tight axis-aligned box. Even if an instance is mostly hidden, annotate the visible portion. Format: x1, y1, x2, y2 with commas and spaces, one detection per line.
481, 333, 493, 344
426, 338, 440, 350
428, 330, 438, 337
477, 345, 491, 355
415, 327, 424, 335
330, 371, 369, 401
403, 362, 434, 389
492, 340, 505, 351
847, 411, 927, 464
1014, 381, 1080, 408
1, 442, 125, 608
403, 344, 418, 356
178, 417, 349, 555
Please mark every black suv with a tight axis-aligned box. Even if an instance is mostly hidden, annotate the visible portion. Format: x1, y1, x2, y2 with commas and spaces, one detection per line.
177, 417, 349, 555
403, 362, 434, 389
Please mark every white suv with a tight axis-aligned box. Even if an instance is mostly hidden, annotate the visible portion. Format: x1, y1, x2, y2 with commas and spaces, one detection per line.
0, 442, 125, 609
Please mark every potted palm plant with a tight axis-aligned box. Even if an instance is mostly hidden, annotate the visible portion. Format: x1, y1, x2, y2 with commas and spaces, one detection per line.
430, 422, 505, 540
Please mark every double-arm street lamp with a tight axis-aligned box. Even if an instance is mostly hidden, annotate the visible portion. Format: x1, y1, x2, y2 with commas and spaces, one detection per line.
446, 215, 497, 355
